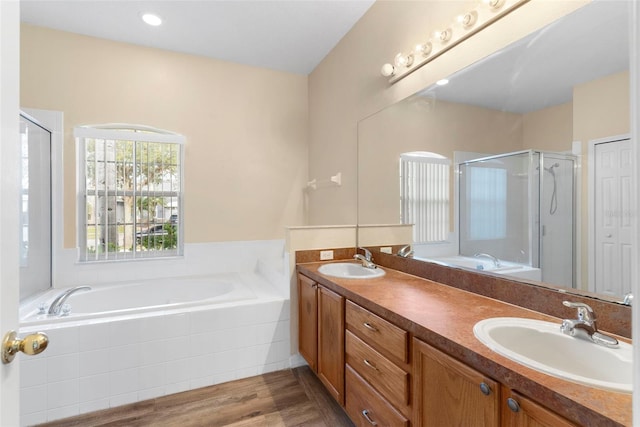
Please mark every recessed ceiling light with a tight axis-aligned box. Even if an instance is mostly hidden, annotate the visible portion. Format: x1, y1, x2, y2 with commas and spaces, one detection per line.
142, 13, 162, 26
436, 79, 449, 86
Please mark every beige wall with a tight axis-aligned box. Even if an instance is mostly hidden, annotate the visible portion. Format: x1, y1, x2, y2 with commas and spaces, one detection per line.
21, 24, 309, 247
308, 0, 588, 225
522, 102, 573, 151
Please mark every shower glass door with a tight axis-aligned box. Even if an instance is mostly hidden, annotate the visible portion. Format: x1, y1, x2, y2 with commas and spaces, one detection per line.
19, 114, 52, 300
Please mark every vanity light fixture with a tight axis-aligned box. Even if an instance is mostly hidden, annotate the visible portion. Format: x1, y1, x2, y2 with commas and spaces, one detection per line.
379, 0, 528, 84
142, 13, 162, 26
394, 52, 414, 68
459, 10, 478, 28
414, 41, 433, 57
381, 63, 396, 77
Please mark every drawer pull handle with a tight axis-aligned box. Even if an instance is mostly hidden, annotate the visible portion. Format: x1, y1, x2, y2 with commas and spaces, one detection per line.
363, 322, 378, 332
479, 382, 491, 395
362, 409, 378, 426
507, 397, 520, 413
363, 359, 378, 370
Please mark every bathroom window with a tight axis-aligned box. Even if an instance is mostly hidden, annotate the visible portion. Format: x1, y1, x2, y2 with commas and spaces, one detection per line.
466, 166, 507, 240
75, 125, 184, 261
400, 152, 450, 243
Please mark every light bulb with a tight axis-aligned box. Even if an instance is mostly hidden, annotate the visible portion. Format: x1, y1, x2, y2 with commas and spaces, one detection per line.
414, 42, 433, 57
380, 63, 396, 77
394, 52, 414, 68
142, 13, 162, 26
436, 79, 449, 86
458, 10, 478, 28
484, 0, 505, 10
435, 28, 452, 43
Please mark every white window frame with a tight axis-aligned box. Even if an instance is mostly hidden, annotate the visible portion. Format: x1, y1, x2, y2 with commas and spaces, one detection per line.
75, 124, 185, 262
400, 151, 450, 243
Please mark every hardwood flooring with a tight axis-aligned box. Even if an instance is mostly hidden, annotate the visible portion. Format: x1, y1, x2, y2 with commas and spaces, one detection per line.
37, 367, 354, 427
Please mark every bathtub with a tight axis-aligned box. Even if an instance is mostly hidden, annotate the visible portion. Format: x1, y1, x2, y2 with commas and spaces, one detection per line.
18, 272, 291, 425
416, 255, 542, 281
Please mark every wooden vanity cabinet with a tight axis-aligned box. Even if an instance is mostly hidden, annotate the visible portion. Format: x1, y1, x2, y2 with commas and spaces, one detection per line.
297, 273, 345, 404
413, 338, 500, 427
345, 301, 411, 425
501, 388, 577, 427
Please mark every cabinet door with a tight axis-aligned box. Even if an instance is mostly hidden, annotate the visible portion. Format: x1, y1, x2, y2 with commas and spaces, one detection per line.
318, 285, 345, 405
413, 338, 500, 427
502, 389, 577, 427
297, 274, 317, 371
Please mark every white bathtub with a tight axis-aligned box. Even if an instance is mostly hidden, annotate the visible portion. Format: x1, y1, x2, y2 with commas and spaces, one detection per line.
416, 255, 542, 281
18, 273, 291, 426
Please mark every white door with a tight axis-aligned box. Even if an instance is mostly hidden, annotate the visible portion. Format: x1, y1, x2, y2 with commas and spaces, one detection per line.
1, 1, 22, 425
594, 138, 633, 296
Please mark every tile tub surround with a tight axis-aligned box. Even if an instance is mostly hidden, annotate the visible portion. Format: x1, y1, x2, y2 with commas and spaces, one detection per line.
19, 298, 291, 426
297, 262, 632, 426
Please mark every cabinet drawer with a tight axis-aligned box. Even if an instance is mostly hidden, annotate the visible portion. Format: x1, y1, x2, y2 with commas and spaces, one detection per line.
346, 330, 410, 412
346, 300, 408, 363
346, 364, 409, 427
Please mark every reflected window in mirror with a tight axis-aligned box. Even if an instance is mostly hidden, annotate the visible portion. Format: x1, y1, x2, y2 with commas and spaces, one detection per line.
465, 165, 507, 240
400, 152, 450, 243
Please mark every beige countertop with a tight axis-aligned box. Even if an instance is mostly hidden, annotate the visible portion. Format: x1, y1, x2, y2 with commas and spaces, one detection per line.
297, 261, 632, 427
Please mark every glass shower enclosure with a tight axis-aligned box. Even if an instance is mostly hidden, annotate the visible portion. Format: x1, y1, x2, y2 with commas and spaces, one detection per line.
458, 150, 576, 288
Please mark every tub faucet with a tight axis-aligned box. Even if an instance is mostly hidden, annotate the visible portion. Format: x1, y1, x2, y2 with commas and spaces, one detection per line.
354, 247, 377, 269
47, 286, 91, 316
560, 301, 618, 347
397, 245, 413, 258
474, 253, 501, 268
623, 292, 633, 306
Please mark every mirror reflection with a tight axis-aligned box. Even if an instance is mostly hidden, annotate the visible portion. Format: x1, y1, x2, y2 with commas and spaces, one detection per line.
357, 1, 631, 300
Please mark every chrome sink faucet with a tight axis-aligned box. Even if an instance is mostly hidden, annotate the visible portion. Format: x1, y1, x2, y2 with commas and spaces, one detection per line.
560, 301, 618, 347
354, 247, 377, 269
397, 245, 413, 258
474, 252, 501, 268
47, 286, 91, 316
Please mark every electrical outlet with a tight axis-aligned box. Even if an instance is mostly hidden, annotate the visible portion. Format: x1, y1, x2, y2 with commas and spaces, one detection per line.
380, 247, 392, 254
320, 250, 334, 260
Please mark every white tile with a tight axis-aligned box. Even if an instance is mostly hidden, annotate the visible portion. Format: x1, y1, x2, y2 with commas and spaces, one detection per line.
46, 404, 79, 423
164, 313, 189, 338
211, 371, 237, 385
78, 322, 110, 351
109, 319, 141, 346
235, 347, 257, 369
235, 325, 259, 347
163, 336, 189, 362
139, 339, 168, 365
210, 351, 237, 375
47, 379, 79, 409
164, 381, 189, 395
110, 392, 139, 408
139, 364, 165, 390
21, 357, 48, 388
188, 332, 216, 357
109, 368, 139, 396
138, 386, 165, 401
236, 367, 258, 379
190, 376, 215, 390
109, 343, 140, 371
44, 327, 79, 357
79, 374, 110, 402
79, 398, 110, 414
79, 349, 110, 377
189, 309, 225, 334
139, 315, 166, 342
164, 359, 190, 384
47, 353, 79, 383
20, 411, 47, 427
20, 385, 47, 415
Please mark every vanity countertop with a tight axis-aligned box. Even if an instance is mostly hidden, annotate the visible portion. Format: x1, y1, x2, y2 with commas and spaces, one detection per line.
297, 261, 631, 427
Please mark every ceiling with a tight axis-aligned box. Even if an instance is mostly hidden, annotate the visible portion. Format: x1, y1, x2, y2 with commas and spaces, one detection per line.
420, 0, 630, 114
20, 0, 375, 75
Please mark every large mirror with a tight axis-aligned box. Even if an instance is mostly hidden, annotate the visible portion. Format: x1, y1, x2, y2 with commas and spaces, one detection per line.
358, 1, 631, 301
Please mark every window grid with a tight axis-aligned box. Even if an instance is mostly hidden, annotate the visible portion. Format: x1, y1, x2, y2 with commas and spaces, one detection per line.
77, 126, 183, 262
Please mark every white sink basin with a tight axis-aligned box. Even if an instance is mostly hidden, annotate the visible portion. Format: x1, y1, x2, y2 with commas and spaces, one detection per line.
473, 317, 632, 393
318, 262, 385, 279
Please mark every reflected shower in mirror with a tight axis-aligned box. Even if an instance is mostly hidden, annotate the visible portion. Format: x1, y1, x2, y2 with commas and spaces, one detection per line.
357, 1, 631, 300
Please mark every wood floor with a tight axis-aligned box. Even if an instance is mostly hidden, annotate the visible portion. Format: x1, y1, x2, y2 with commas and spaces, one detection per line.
38, 367, 354, 427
